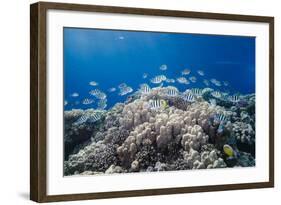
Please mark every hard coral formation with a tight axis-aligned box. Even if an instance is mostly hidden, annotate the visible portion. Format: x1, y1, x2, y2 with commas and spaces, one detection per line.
64, 88, 256, 176
64, 109, 104, 160
64, 141, 118, 175
181, 125, 209, 151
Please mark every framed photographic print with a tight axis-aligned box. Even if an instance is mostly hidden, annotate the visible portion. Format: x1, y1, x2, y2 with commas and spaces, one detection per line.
30, 1, 274, 202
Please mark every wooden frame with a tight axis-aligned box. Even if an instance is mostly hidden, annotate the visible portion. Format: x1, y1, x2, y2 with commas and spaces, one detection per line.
30, 1, 274, 202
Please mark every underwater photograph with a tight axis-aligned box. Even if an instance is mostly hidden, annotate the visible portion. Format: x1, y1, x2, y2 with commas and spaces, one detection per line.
63, 27, 256, 176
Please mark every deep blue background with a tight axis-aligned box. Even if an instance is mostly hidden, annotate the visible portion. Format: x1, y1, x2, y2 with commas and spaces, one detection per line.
64, 27, 255, 110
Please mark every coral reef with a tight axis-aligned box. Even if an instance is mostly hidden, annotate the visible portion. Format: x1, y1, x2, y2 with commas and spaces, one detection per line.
64, 88, 256, 176
64, 109, 104, 160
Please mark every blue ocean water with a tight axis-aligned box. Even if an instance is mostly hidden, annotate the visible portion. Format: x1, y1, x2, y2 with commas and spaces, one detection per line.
63, 27, 255, 110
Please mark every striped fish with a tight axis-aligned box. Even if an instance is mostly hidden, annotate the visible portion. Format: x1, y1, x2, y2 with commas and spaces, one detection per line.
89, 81, 98, 86
181, 69, 191, 75
139, 84, 151, 94
159, 64, 168, 71
223, 81, 229, 86
211, 91, 222, 98
89, 89, 107, 99
89, 89, 100, 96
82, 98, 94, 105
177, 77, 189, 84
221, 92, 229, 97
118, 83, 128, 89
150, 75, 166, 84
108, 87, 116, 92
197, 70, 205, 76
191, 88, 203, 96
88, 112, 103, 123
210, 78, 218, 84
228, 95, 240, 103
74, 115, 89, 125
70, 92, 79, 97
214, 113, 228, 123
148, 99, 167, 110
164, 86, 179, 97
203, 79, 210, 86
215, 81, 222, 87
202, 87, 213, 94
210, 78, 222, 87
97, 99, 107, 110
165, 78, 175, 83
119, 86, 133, 96
181, 92, 195, 103
189, 76, 197, 83
94, 92, 106, 100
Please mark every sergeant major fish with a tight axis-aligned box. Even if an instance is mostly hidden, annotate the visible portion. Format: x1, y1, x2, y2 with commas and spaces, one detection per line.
119, 86, 133, 96
89, 81, 98, 86
82, 98, 94, 105
159, 64, 168, 71
189, 76, 197, 83
70, 92, 79, 97
148, 99, 168, 110
210, 78, 221, 87
191, 88, 203, 96
108, 87, 116, 92
165, 78, 175, 83
150, 75, 166, 84
177, 77, 189, 84
181, 69, 191, 75
139, 84, 151, 94
181, 92, 195, 103
211, 91, 222, 98
228, 95, 240, 103
89, 89, 107, 99
143, 73, 148, 79
97, 99, 107, 110
164, 86, 179, 97
118, 83, 128, 89
214, 113, 228, 124
203, 79, 210, 86
74, 115, 89, 125
197, 70, 205, 76
88, 112, 103, 123
223, 81, 229, 86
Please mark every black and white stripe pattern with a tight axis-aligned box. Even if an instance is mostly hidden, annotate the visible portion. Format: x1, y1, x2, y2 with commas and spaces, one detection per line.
165, 86, 179, 97
82, 98, 94, 105
140, 84, 151, 94
149, 99, 165, 110
88, 112, 103, 123
214, 113, 228, 123
191, 88, 202, 96
228, 95, 240, 103
74, 115, 89, 125
181, 92, 195, 103
211, 91, 222, 98
150, 75, 166, 84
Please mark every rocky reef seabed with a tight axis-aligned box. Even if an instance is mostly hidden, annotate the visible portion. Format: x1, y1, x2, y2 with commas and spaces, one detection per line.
64, 88, 255, 176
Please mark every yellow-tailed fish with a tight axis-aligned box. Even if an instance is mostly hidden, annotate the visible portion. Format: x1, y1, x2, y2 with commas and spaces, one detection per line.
223, 144, 234, 157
